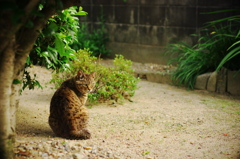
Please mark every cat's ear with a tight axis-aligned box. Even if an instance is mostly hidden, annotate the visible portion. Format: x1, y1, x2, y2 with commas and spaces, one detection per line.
90, 72, 96, 78
77, 70, 84, 79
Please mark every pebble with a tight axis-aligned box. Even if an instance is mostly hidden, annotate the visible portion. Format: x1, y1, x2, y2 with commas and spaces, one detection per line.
72, 153, 84, 159
14, 139, 117, 159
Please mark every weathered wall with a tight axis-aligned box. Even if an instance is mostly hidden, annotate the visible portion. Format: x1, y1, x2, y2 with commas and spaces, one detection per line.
82, 0, 240, 64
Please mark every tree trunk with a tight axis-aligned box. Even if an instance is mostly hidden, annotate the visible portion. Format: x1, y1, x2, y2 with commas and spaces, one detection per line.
0, 37, 16, 159
0, 1, 81, 158
10, 72, 24, 141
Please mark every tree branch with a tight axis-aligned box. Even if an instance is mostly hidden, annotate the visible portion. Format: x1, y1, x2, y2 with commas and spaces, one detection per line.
24, 0, 40, 16
14, 0, 81, 76
0, 0, 41, 54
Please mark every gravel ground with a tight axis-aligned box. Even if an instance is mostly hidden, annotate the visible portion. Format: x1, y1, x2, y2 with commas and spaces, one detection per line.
15, 62, 240, 159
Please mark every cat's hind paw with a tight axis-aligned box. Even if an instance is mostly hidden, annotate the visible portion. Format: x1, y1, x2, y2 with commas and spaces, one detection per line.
69, 128, 91, 140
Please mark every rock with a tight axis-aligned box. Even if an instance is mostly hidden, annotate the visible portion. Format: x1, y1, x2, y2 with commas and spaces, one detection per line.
37, 143, 44, 151
43, 142, 51, 152
207, 71, 217, 92
72, 153, 85, 159
195, 73, 212, 90
15, 145, 32, 157
41, 153, 49, 158
216, 68, 227, 93
46, 141, 52, 144
57, 152, 65, 157
63, 143, 71, 151
31, 150, 39, 157
227, 70, 240, 95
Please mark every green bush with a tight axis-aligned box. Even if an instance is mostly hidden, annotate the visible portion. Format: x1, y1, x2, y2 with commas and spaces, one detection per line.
167, 10, 240, 89
51, 49, 139, 103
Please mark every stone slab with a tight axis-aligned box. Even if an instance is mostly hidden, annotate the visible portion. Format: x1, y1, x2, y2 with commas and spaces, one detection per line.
207, 71, 217, 92
227, 70, 240, 96
195, 73, 212, 90
216, 68, 227, 94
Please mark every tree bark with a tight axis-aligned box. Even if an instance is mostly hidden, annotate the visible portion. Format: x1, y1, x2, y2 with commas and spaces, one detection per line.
0, 37, 16, 159
0, 1, 81, 158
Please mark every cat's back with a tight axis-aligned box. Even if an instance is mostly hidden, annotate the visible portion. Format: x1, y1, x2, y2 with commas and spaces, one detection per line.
50, 78, 79, 109
52, 78, 75, 97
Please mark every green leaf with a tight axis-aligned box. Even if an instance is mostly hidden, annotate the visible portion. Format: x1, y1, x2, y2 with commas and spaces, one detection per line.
142, 151, 150, 156
228, 40, 240, 50
48, 18, 57, 22
55, 34, 66, 57
48, 22, 58, 31
216, 44, 240, 71
13, 79, 21, 84
201, 9, 240, 14
39, 4, 43, 10
75, 6, 88, 16
75, 11, 88, 16
47, 46, 59, 64
40, 51, 49, 57
26, 56, 31, 66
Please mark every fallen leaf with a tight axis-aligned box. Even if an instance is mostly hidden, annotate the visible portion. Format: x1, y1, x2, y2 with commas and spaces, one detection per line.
83, 146, 92, 150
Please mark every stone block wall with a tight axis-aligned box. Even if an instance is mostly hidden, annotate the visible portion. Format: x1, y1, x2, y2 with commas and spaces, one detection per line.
81, 0, 240, 64
195, 69, 240, 96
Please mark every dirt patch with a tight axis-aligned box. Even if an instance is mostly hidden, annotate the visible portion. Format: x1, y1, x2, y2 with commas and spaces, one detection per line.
15, 64, 240, 159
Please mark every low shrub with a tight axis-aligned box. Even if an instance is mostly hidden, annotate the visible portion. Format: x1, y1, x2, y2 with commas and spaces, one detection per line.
51, 49, 139, 103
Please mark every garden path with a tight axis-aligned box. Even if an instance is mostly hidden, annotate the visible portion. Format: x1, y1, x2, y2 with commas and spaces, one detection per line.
15, 63, 240, 159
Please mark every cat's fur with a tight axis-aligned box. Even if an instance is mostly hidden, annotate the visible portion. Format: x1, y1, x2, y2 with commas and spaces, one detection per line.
48, 70, 96, 140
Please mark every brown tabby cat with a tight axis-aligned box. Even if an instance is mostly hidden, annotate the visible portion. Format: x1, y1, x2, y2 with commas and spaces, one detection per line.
48, 70, 96, 140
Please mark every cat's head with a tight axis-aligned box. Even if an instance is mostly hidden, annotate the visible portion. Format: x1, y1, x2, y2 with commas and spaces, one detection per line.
74, 70, 96, 93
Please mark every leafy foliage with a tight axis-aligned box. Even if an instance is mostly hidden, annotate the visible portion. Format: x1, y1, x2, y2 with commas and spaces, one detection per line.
29, 6, 85, 70
22, 70, 42, 91
208, 10, 240, 71
22, 6, 87, 91
22, 5, 111, 91
217, 36, 240, 71
70, 22, 110, 57
167, 10, 240, 89
167, 42, 210, 88
51, 49, 139, 103
71, 4, 110, 57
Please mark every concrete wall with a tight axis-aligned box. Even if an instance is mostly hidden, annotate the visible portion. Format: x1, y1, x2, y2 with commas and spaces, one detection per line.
81, 0, 240, 64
